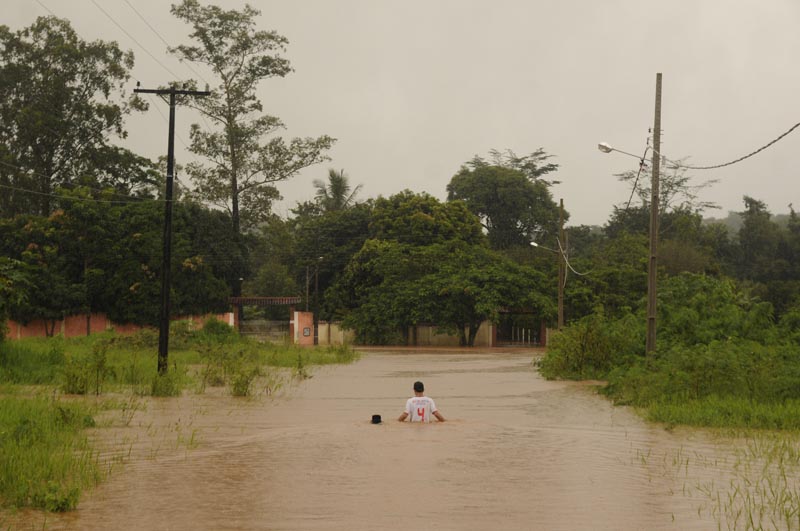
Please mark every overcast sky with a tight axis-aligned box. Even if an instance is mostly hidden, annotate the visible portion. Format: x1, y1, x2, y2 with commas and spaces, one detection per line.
7, 0, 800, 226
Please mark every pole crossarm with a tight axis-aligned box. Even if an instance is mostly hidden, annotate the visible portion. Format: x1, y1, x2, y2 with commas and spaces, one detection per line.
134, 87, 211, 97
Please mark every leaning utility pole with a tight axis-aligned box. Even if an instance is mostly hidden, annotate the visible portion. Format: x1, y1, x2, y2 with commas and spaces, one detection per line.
134, 84, 210, 375
646, 73, 662, 355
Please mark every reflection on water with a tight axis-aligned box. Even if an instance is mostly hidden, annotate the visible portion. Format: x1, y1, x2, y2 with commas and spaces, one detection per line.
6, 350, 800, 530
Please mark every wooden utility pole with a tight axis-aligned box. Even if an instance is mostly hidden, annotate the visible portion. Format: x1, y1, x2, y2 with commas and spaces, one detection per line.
646, 73, 662, 355
134, 84, 210, 375
557, 198, 565, 330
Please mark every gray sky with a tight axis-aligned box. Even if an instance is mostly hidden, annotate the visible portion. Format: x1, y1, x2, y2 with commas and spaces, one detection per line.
7, 0, 800, 226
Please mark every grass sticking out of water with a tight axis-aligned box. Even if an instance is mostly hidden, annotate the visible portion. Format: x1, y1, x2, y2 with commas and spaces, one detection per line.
646, 397, 800, 431
0, 396, 101, 512
633, 431, 800, 530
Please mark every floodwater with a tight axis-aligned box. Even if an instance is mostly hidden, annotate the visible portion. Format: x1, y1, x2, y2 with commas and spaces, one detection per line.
8, 349, 799, 530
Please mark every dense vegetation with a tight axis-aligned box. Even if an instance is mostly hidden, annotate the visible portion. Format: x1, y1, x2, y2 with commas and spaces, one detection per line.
539, 273, 800, 430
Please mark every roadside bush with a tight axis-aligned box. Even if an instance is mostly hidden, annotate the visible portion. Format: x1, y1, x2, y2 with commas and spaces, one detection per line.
150, 368, 184, 397
604, 339, 800, 407
61, 341, 113, 395
538, 308, 642, 380
657, 273, 776, 348
195, 317, 236, 343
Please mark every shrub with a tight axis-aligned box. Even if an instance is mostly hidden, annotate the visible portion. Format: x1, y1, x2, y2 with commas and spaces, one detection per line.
538, 308, 642, 380
169, 320, 195, 349
196, 317, 236, 342
150, 368, 184, 397
0, 342, 64, 384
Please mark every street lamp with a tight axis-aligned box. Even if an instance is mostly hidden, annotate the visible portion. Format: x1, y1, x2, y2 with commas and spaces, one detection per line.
598, 72, 662, 354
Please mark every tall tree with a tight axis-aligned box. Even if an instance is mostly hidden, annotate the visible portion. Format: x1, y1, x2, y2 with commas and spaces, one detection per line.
169, 0, 336, 236
447, 162, 561, 250
313, 169, 362, 212
327, 191, 553, 345
736, 196, 781, 282
0, 16, 155, 218
371, 190, 485, 247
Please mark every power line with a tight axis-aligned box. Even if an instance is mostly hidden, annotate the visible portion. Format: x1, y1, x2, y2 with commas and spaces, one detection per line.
89, 0, 181, 80
608, 121, 800, 172
556, 237, 590, 277
666, 121, 800, 170
0, 159, 171, 205
33, 0, 55, 16
121, 0, 211, 87
145, 93, 193, 151
0, 182, 153, 205
622, 145, 651, 212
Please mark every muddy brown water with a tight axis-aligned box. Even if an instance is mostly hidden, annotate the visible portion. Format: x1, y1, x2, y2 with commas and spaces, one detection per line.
6, 349, 789, 530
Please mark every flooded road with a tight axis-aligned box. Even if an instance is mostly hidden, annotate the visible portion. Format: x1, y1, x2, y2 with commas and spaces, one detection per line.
10, 349, 794, 530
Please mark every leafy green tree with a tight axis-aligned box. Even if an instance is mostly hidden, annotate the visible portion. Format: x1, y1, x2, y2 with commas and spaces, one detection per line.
613, 162, 718, 222
0, 16, 155, 217
736, 196, 782, 282
466, 148, 560, 184
292, 203, 373, 319
313, 169, 362, 212
101, 201, 233, 325
447, 152, 561, 250
371, 191, 485, 246
169, 0, 335, 236
333, 239, 429, 344
584, 232, 648, 316
328, 191, 553, 345
3, 213, 85, 335
243, 216, 299, 319
0, 198, 234, 328
0, 258, 34, 340
421, 242, 553, 346
334, 239, 552, 346
657, 273, 775, 348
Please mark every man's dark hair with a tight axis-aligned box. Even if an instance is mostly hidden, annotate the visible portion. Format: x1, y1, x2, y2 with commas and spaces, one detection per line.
413, 381, 424, 392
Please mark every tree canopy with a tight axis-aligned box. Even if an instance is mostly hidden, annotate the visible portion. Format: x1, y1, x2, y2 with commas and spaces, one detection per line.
169, 0, 335, 235
447, 150, 563, 250
0, 16, 157, 218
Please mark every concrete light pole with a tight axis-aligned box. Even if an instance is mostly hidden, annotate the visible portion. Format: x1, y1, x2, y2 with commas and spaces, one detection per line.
646, 73, 662, 355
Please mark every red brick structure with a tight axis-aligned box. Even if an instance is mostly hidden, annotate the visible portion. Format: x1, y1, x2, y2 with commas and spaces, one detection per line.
5, 312, 234, 340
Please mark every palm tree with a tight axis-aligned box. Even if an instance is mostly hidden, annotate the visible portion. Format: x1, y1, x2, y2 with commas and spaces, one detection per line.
313, 169, 362, 212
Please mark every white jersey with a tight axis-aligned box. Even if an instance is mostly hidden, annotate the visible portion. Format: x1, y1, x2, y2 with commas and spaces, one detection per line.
405, 396, 438, 422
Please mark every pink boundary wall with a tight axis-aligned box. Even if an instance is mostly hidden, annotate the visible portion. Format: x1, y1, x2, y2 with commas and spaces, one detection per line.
5, 312, 235, 340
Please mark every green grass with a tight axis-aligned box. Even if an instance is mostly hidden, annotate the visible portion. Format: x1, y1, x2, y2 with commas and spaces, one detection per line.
646, 396, 800, 431
0, 326, 359, 394
0, 326, 360, 511
0, 395, 101, 512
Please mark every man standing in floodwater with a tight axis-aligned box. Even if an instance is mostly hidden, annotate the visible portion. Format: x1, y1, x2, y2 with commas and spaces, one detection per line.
398, 381, 445, 422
